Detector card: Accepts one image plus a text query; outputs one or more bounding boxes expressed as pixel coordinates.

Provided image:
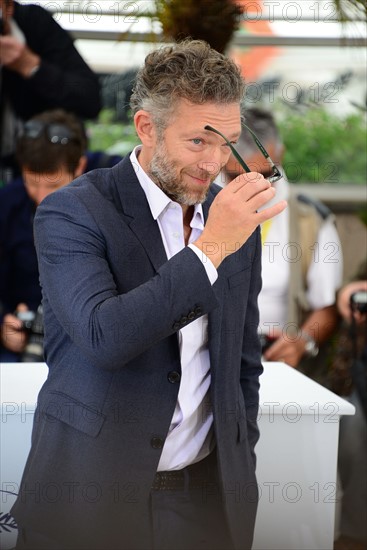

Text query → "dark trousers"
[150,485,234,550]
[150,452,234,550]
[16,453,234,550]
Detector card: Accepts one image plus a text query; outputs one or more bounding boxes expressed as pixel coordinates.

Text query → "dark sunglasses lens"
[47,124,72,145]
[23,120,44,139]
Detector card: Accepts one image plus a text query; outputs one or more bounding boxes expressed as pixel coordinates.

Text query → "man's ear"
[134,110,157,148]
[75,155,88,177]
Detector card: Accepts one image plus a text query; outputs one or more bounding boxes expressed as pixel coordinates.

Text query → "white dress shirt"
[130,147,218,471]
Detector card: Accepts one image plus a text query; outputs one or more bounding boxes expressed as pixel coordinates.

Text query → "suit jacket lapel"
[111,157,168,272]
[203,187,225,374]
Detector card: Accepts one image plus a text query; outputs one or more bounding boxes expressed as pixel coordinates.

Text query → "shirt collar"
[130,145,205,228]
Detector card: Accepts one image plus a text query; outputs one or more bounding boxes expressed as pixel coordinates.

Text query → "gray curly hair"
[130,40,245,131]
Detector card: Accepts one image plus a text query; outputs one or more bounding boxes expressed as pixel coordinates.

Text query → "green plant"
[153,0,242,53]
[332,0,367,23]
[86,109,138,155]
[278,107,367,184]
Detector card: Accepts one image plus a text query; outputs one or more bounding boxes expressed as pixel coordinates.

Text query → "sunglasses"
[20,120,77,145]
[205,123,282,184]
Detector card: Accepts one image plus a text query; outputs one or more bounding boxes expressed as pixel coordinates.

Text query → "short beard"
[148,141,213,206]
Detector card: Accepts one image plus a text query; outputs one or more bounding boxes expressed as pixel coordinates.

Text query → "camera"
[16,305,45,362]
[350,290,367,315]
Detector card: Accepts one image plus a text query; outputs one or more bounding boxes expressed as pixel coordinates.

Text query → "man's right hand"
[194,173,287,268]
[0,303,29,353]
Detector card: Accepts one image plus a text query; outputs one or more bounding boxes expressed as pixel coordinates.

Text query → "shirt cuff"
[188,244,218,285]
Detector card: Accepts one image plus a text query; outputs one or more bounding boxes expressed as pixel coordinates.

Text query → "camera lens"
[16,310,36,331]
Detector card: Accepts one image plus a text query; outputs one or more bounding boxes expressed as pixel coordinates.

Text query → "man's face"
[146,99,241,206]
[22,166,75,206]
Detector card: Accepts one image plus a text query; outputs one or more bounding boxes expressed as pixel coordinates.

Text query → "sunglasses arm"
[204,125,251,174]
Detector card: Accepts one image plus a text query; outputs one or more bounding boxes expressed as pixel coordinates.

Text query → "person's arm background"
[2,3,101,119]
[265,215,342,367]
[264,305,338,367]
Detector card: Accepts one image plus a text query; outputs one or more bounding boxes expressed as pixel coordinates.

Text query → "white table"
[0,362,355,549]
[254,362,355,550]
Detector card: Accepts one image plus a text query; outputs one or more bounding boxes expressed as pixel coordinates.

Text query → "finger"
[263,338,284,359]
[237,185,275,213]
[256,200,288,223]
[16,303,29,312]
[230,178,272,206]
[242,183,275,206]
[3,314,24,331]
[228,172,265,193]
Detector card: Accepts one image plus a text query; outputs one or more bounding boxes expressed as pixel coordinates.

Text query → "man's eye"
[192,138,203,145]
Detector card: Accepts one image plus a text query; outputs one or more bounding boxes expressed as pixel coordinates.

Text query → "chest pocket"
[42,390,106,438]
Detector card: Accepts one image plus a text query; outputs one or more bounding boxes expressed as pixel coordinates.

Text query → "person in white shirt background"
[222,107,343,375]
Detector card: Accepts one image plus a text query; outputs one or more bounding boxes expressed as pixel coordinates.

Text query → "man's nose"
[198,146,224,175]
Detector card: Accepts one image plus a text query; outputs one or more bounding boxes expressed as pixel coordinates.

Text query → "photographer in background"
[0,0,101,185]
[334,270,367,550]
[223,108,342,379]
[0,109,87,362]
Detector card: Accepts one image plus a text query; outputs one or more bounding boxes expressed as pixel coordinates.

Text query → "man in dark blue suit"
[12,40,286,550]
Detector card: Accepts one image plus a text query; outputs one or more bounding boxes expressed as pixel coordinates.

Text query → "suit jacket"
[11,156,263,550]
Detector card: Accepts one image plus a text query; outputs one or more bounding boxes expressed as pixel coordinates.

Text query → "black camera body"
[16,305,44,362]
[350,290,367,314]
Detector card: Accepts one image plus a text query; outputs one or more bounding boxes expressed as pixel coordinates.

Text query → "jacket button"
[151,437,164,449]
[172,322,180,331]
[187,311,195,321]
[167,371,181,384]
[180,316,188,326]
[194,306,203,316]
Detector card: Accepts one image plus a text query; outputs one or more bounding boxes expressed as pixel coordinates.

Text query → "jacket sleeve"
[15,5,101,119]
[34,189,219,371]
[240,228,263,461]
